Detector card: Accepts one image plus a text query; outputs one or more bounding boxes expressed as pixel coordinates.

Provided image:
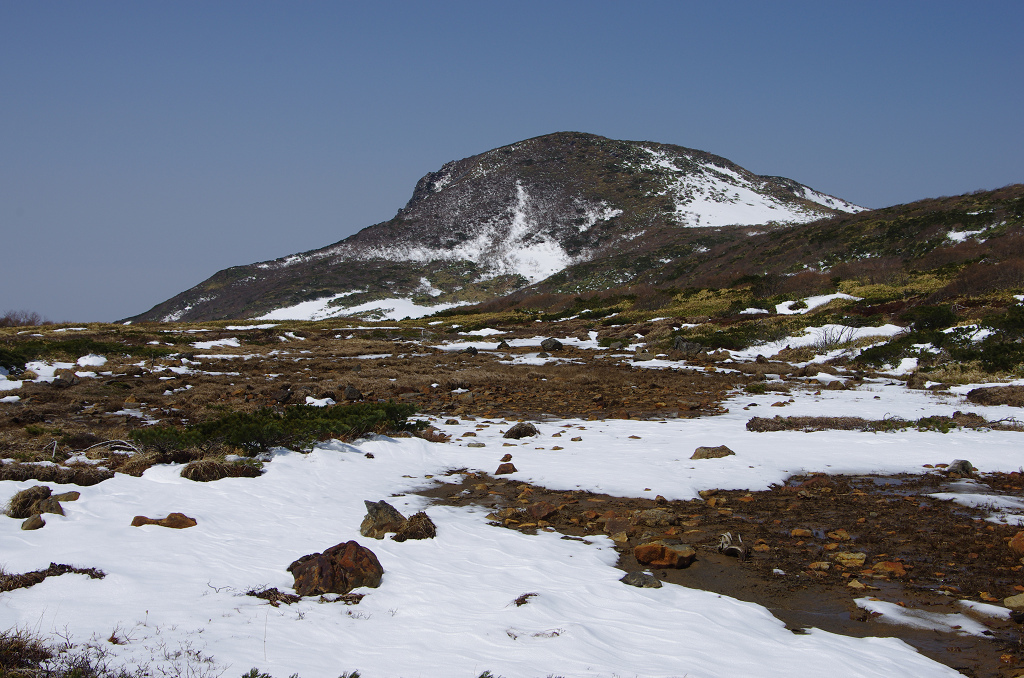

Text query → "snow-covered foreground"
[3,383,1021,677]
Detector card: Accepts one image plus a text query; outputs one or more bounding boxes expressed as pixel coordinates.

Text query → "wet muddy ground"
[420,468,1024,677]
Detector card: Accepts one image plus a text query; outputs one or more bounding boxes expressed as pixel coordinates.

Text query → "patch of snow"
[225,324,279,330]
[259,295,472,322]
[740,308,770,315]
[191,338,240,350]
[1,394,20,402]
[855,598,990,636]
[77,354,107,367]
[305,396,336,407]
[776,293,862,315]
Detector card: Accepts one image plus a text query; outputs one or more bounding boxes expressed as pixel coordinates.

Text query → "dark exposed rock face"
[540,338,563,352]
[288,541,383,596]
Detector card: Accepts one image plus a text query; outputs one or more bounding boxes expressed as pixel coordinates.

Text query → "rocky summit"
[129,132,862,322]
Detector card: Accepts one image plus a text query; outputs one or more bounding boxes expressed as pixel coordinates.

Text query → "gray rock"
[461,346,478,356]
[633,350,654,362]
[609,341,623,350]
[620,571,662,588]
[636,509,678,527]
[948,459,974,475]
[540,338,563,351]
[344,385,363,401]
[536,352,550,358]
[691,445,735,460]
[21,514,45,530]
[496,340,510,350]
[672,337,704,356]
[359,500,407,539]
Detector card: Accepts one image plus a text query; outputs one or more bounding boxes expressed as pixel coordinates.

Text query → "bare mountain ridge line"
[129,132,863,322]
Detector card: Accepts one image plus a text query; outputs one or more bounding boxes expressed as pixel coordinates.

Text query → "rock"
[393,512,436,542]
[504,422,539,439]
[540,338,563,352]
[495,462,518,475]
[52,491,81,502]
[131,512,197,529]
[609,341,623,350]
[526,501,558,521]
[33,496,65,517]
[359,500,407,539]
[808,561,830,571]
[847,579,867,590]
[636,509,677,527]
[461,346,478,356]
[827,528,851,541]
[496,340,510,350]
[1009,531,1024,557]
[691,445,735,460]
[343,385,363,401]
[832,551,867,568]
[536,352,549,358]
[500,453,513,462]
[948,459,974,475]
[288,540,383,596]
[791,528,813,538]
[620,571,662,588]
[21,514,45,530]
[634,540,696,569]
[672,337,704,356]
[872,561,907,577]
[51,369,79,388]
[6,485,62,519]
[633,350,654,362]
[467,442,486,448]
[1003,593,1024,610]
[445,418,459,425]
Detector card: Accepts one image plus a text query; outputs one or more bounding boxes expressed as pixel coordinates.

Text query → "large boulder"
[288,541,383,596]
[360,500,407,539]
[634,540,696,568]
[672,337,704,356]
[540,338,563,352]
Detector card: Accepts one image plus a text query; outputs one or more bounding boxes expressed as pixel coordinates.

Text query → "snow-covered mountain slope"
[130,132,864,322]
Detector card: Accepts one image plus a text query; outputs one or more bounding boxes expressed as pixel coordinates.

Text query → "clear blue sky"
[3,1,1022,321]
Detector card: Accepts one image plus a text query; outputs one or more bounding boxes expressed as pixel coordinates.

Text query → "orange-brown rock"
[791,528,813,538]
[288,540,383,596]
[526,501,558,521]
[495,463,518,475]
[1009,531,1024,557]
[500,453,513,462]
[131,512,197,529]
[633,540,696,568]
[873,561,907,577]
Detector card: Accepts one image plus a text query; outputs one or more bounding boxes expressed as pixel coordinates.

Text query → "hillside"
[128,132,863,322]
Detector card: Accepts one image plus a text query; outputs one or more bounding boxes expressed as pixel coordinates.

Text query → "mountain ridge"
[130,131,865,322]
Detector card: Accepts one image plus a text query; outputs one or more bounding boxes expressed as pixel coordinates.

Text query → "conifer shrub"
[132,402,423,456]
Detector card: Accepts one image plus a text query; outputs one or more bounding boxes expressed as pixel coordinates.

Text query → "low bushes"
[132,402,424,457]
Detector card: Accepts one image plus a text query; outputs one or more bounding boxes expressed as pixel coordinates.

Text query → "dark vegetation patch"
[180,458,264,482]
[131,402,424,457]
[245,586,301,607]
[967,385,1024,407]
[0,563,105,593]
[0,461,113,486]
[747,412,1024,433]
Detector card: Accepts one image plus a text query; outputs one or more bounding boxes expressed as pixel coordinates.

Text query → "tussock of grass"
[180,458,263,482]
[746,412,1023,433]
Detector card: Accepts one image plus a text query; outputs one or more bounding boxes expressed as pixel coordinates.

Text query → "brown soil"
[421,469,1024,678]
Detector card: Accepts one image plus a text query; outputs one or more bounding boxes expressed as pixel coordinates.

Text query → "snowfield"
[2,378,1018,677]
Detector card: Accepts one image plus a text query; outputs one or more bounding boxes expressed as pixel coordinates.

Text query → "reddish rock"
[500,453,513,462]
[495,463,518,475]
[131,512,197,529]
[1009,531,1024,557]
[633,540,696,569]
[288,541,383,596]
[526,501,558,521]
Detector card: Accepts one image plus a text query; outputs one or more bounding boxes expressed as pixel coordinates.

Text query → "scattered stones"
[633,540,696,568]
[691,445,735,460]
[620,571,662,588]
[495,462,518,475]
[540,338,563,352]
[21,514,45,530]
[288,540,383,596]
[393,512,437,542]
[504,422,539,439]
[131,512,197,529]
[360,500,407,539]
[831,551,867,568]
